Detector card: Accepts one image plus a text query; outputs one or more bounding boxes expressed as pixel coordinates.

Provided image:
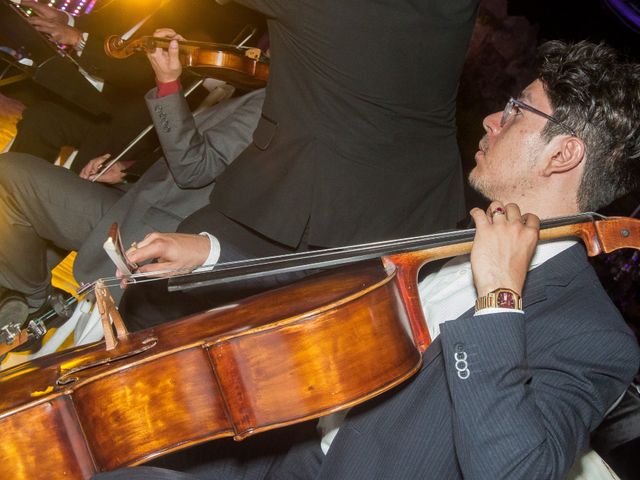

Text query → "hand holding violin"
[146,28,184,83]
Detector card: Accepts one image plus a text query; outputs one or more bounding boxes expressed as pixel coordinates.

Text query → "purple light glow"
[604,0,640,32]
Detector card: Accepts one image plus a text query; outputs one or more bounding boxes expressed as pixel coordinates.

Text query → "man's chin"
[468,171,492,201]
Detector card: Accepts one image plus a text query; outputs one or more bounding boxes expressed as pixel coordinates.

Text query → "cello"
[0,214,639,479]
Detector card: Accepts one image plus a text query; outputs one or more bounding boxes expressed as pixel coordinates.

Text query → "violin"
[104,35,269,89]
[1,214,638,479]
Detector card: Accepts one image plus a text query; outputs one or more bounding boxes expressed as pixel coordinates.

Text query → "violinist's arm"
[143,28,264,188]
[439,202,639,479]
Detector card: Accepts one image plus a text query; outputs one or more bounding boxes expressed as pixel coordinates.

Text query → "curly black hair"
[536,40,640,212]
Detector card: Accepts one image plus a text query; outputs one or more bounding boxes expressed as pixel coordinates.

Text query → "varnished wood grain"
[0,398,95,479]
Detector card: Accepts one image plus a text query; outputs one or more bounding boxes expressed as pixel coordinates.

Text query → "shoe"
[26,287,74,323]
[6,288,74,351]
[0,286,29,342]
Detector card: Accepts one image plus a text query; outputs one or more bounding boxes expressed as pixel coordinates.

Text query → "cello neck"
[168,213,640,292]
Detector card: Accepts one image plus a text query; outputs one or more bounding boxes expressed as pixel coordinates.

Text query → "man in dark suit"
[115,0,481,327]
[98,40,640,479]
[201,0,480,248]
[8,0,158,170]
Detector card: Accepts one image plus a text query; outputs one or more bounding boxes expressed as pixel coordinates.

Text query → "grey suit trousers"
[0,153,124,307]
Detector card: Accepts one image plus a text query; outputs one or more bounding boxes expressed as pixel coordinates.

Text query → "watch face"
[496,290,516,309]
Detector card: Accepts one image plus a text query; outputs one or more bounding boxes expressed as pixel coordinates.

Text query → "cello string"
[78,212,602,294]
[26,212,606,333]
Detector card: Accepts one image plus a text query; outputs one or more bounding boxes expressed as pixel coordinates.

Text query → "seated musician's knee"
[0,152,56,187]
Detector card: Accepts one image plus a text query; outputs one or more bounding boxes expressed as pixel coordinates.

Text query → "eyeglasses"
[501,97,577,137]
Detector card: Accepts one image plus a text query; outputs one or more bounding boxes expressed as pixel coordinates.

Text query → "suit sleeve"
[145,88,264,188]
[440,304,639,479]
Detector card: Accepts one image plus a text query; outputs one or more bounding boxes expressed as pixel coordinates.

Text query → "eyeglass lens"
[500,100,514,127]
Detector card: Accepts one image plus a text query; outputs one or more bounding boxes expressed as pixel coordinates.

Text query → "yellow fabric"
[51,251,80,297]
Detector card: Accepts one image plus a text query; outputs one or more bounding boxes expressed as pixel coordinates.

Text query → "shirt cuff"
[474,307,524,316]
[156,79,181,98]
[193,232,221,272]
[65,12,75,26]
[75,31,88,56]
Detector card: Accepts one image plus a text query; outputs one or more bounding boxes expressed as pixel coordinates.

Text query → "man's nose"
[482,111,503,135]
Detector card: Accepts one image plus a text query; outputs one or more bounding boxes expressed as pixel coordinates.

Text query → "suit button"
[454,349,470,379]
[154,105,162,112]
[454,359,468,371]
[455,343,464,353]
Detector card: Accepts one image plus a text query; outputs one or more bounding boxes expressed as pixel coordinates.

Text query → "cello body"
[0,262,422,478]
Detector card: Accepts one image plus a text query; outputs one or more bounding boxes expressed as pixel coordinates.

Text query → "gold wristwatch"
[475,287,522,312]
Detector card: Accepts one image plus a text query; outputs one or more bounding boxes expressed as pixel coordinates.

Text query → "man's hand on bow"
[117,233,210,281]
[80,154,127,184]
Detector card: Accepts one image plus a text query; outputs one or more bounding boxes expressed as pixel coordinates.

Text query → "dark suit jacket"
[209,0,480,248]
[314,245,639,479]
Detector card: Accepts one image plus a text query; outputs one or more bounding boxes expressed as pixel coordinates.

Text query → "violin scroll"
[104,35,133,59]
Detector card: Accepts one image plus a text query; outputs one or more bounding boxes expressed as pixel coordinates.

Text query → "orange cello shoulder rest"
[0,214,638,479]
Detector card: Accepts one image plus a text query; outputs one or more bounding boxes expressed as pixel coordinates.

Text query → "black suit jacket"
[210,0,480,248]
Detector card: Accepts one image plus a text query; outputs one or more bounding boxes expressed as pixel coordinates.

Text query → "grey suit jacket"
[73,88,265,291]
[314,245,639,479]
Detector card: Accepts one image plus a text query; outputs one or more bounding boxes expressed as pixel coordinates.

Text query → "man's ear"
[541,136,585,176]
